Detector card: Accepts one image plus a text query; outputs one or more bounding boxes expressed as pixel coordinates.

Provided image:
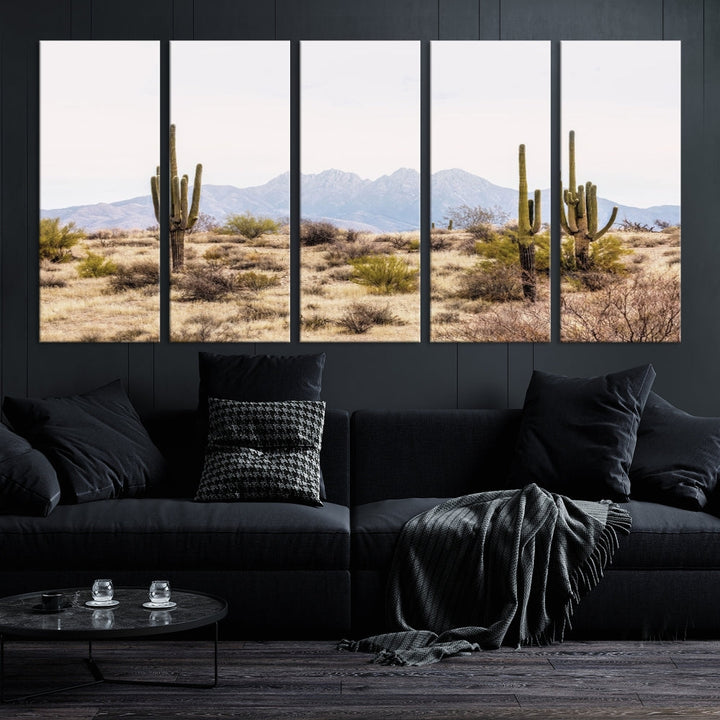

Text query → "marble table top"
[0,587,227,639]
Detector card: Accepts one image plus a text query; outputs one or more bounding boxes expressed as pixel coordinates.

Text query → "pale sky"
[41,41,159,209]
[172,41,289,188]
[562,41,681,208]
[301,41,420,179]
[432,41,551,192]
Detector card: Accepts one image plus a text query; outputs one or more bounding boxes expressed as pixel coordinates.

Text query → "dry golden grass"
[301,230,420,341]
[430,230,550,342]
[170,231,289,342]
[561,229,681,342]
[40,230,160,342]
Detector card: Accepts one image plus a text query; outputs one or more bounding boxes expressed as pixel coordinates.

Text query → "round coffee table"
[0,587,227,703]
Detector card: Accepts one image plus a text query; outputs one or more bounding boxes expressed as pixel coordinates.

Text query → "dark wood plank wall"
[0,0,712,415]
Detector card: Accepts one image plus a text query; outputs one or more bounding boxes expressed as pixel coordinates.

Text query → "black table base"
[0,622,219,703]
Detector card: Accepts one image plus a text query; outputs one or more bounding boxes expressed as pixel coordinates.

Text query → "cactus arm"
[181,175,189,226]
[560,196,571,235]
[575,184,586,219]
[592,206,619,241]
[171,176,181,225]
[531,189,541,234]
[518,144,530,234]
[568,130,576,197]
[188,163,203,228]
[151,171,160,223]
[169,124,178,181]
[585,182,596,235]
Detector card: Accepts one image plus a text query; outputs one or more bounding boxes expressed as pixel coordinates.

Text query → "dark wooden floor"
[2,639,720,719]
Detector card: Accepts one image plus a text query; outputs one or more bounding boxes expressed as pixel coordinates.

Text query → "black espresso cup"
[41,592,64,612]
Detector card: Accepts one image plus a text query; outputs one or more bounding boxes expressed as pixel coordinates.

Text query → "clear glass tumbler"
[91,579,114,603]
[148,580,171,604]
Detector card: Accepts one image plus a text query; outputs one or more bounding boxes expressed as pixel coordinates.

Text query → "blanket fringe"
[531,503,632,646]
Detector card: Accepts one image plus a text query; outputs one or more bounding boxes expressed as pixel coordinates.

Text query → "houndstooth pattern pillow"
[195,399,325,506]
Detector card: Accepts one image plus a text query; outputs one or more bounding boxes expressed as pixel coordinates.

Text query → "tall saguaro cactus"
[560,130,618,271]
[517,144,541,302]
[151,124,202,271]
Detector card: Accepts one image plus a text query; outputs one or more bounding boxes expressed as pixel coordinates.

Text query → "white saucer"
[85,599,119,608]
[142,601,176,609]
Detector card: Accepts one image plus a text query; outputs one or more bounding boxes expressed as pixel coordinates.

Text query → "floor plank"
[2,640,720,719]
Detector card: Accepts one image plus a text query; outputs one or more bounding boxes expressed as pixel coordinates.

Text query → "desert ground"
[39,223,679,344]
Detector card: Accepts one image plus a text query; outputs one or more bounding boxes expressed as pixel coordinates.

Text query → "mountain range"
[41,168,680,233]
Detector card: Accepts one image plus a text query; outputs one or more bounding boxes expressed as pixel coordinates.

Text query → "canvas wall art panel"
[170,41,290,342]
[560,41,681,342]
[40,41,160,342]
[430,41,551,342]
[300,41,421,342]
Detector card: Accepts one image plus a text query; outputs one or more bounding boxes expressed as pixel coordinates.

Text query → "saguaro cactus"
[517,144,541,302]
[560,130,618,271]
[151,124,202,271]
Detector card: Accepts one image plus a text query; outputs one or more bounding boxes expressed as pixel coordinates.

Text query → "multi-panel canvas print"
[300,41,421,341]
[40,41,160,342]
[430,41,551,342]
[560,41,681,342]
[39,40,680,345]
[170,41,290,342]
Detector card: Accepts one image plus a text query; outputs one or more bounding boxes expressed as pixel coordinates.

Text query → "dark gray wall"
[0,0,714,415]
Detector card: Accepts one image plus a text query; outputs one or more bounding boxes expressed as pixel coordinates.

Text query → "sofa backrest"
[351,409,522,505]
[143,407,351,506]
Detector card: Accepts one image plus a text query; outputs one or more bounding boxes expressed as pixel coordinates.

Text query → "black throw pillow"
[630,392,720,510]
[508,364,656,501]
[3,380,168,504]
[198,352,327,496]
[0,423,60,517]
[195,399,325,507]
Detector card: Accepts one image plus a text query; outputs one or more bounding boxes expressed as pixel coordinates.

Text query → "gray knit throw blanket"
[339,483,631,666]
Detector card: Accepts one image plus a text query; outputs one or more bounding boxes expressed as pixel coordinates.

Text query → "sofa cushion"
[630,392,720,510]
[3,381,167,504]
[0,424,60,517]
[508,365,656,501]
[613,500,720,570]
[352,497,449,571]
[353,497,720,576]
[196,399,324,507]
[0,497,349,572]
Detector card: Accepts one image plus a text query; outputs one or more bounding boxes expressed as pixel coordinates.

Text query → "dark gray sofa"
[1,406,719,641]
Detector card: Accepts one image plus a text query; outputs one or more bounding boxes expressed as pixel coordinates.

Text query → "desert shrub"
[189,213,220,235]
[436,300,551,342]
[445,204,509,240]
[177,265,235,302]
[337,303,402,334]
[588,234,632,273]
[39,273,67,288]
[471,232,549,274]
[236,271,279,291]
[459,262,523,303]
[237,302,284,323]
[324,240,379,266]
[110,262,159,292]
[302,315,331,331]
[561,234,630,277]
[350,256,418,294]
[221,212,279,239]
[562,273,680,342]
[301,221,338,246]
[40,218,85,262]
[240,253,286,272]
[345,229,360,243]
[77,251,118,278]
